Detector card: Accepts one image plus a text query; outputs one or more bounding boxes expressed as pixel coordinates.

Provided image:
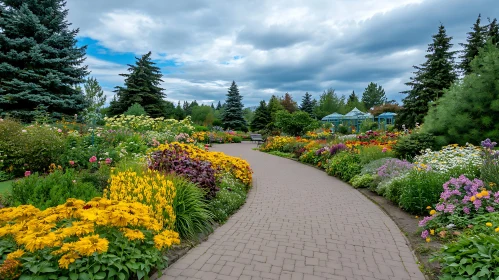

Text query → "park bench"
[250,133,265,146]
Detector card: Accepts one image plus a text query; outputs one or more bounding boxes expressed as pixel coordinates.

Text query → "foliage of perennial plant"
[0,198,179,279]
[414,143,482,173]
[107,169,176,229]
[104,115,194,134]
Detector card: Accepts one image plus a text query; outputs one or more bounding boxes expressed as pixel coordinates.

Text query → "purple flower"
[444,204,456,213]
[435,204,445,211]
[486,206,495,212]
[418,215,434,227]
[421,230,429,239]
[463,206,470,214]
[481,138,497,149]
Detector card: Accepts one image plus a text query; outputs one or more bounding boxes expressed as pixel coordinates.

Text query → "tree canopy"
[222,81,246,130]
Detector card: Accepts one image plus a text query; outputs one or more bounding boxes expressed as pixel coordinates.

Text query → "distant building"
[321,107,396,132]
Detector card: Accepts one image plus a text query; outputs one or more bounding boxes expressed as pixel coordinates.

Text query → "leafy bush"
[0,198,179,279]
[326,151,361,181]
[78,164,111,192]
[9,169,100,209]
[169,175,213,240]
[124,103,147,116]
[149,146,219,198]
[360,157,394,175]
[358,145,395,165]
[0,119,64,176]
[375,158,413,193]
[274,111,316,136]
[480,139,499,188]
[360,119,378,133]
[194,125,209,132]
[434,233,499,280]
[209,173,248,223]
[393,132,436,159]
[350,174,376,188]
[336,124,349,134]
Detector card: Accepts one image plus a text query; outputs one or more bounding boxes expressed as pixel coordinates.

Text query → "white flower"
[21,129,27,133]
[446,224,455,229]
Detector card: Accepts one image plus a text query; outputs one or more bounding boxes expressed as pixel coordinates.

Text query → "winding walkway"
[161,143,425,280]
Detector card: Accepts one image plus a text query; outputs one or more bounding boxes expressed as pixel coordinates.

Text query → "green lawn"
[0,179,14,194]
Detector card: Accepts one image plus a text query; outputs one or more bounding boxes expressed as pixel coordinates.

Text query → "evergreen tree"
[313,88,344,119]
[174,101,185,120]
[0,0,88,121]
[222,81,246,130]
[398,24,457,127]
[280,92,298,113]
[423,42,499,146]
[361,83,387,109]
[110,52,166,117]
[459,14,486,75]
[211,103,215,109]
[486,18,499,46]
[183,101,189,112]
[216,101,222,110]
[346,91,366,112]
[250,100,271,131]
[82,77,106,116]
[300,92,314,116]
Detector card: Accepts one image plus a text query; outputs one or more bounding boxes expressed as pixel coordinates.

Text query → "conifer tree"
[222,81,246,130]
[0,0,88,121]
[361,83,387,109]
[300,92,314,116]
[216,101,222,110]
[398,24,457,127]
[110,52,166,117]
[459,14,486,75]
[174,101,185,120]
[250,100,271,131]
[486,18,499,46]
[346,91,366,112]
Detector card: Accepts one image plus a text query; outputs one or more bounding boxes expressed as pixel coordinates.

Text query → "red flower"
[24,171,31,177]
[89,156,97,163]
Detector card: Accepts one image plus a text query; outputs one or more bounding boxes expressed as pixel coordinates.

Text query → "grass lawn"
[0,179,14,194]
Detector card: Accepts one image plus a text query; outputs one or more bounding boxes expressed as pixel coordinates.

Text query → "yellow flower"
[6,249,24,260]
[486,222,493,227]
[426,206,432,210]
[58,252,80,269]
[122,228,145,241]
[476,193,483,199]
[415,216,419,219]
[425,237,431,243]
[470,196,476,202]
[72,235,109,256]
[480,190,489,197]
[430,229,435,236]
[153,230,180,250]
[429,210,436,215]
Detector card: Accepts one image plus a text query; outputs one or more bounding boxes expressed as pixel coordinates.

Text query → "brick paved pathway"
[161,143,425,280]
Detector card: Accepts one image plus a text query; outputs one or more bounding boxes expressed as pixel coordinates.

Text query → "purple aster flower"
[486,206,495,212]
[463,206,470,214]
[421,230,429,239]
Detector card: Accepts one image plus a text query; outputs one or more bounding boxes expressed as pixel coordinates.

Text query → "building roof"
[378,112,397,118]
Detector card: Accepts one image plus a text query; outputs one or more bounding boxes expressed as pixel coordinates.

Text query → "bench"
[250,133,265,146]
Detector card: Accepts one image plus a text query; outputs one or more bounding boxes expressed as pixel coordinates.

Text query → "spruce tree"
[251,100,271,131]
[398,24,457,127]
[459,14,486,75]
[300,92,314,116]
[486,18,499,46]
[174,101,185,120]
[216,101,222,110]
[110,52,166,117]
[222,81,246,130]
[361,83,387,109]
[423,42,499,146]
[280,93,298,113]
[0,0,88,121]
[346,91,366,112]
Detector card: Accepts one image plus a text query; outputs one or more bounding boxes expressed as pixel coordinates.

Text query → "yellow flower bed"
[0,198,180,269]
[153,142,253,185]
[259,136,296,151]
[106,169,176,229]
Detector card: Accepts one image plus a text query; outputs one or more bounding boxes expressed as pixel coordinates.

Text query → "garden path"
[160,143,425,280]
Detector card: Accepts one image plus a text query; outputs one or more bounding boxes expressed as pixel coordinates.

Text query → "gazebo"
[321,108,374,132]
[377,112,397,130]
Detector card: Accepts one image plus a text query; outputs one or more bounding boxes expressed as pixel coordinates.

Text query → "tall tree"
[361,83,387,109]
[486,18,499,46]
[346,91,366,112]
[280,93,298,113]
[0,0,88,121]
[210,103,215,110]
[300,92,314,116]
[222,81,246,130]
[423,42,499,146]
[110,52,166,117]
[313,88,344,119]
[82,77,106,119]
[398,24,457,127]
[459,14,486,75]
[216,101,222,110]
[173,101,185,120]
[251,100,271,131]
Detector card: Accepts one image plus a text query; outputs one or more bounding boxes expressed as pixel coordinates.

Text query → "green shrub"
[350,173,376,188]
[393,132,436,159]
[360,120,378,133]
[9,169,100,209]
[194,125,209,132]
[0,119,64,176]
[434,233,499,280]
[268,151,294,158]
[358,146,395,165]
[382,175,407,204]
[124,103,147,116]
[209,173,248,223]
[170,175,213,240]
[336,124,349,134]
[360,157,395,175]
[78,164,111,192]
[326,151,361,181]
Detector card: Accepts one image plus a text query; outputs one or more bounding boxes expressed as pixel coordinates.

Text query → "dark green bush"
[209,173,248,223]
[336,124,349,134]
[124,103,147,116]
[170,175,213,240]
[194,125,209,132]
[326,151,361,181]
[393,132,437,159]
[10,169,100,209]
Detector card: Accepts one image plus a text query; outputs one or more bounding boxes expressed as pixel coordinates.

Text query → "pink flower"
[24,171,31,177]
[69,160,75,166]
[105,158,112,164]
[382,147,388,153]
[57,129,62,133]
[89,156,97,163]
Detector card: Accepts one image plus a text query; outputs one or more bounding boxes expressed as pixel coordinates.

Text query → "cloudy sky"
[67,0,499,107]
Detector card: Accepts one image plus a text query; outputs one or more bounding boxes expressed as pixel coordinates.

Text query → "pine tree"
[300,92,314,116]
[398,24,457,127]
[361,83,387,109]
[459,14,486,75]
[174,101,185,120]
[346,91,366,112]
[250,100,271,131]
[211,103,215,109]
[83,77,106,112]
[110,52,166,117]
[222,81,246,130]
[0,0,88,122]
[423,42,499,145]
[216,101,222,110]
[486,18,499,46]
[280,92,298,113]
